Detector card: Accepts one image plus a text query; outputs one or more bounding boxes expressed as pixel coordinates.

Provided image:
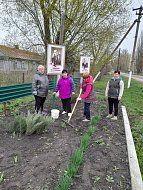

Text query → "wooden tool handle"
[68,72,100,123]
[68,88,82,123]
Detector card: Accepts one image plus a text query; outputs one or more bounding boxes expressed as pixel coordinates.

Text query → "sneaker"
[111,116,117,121]
[41,111,47,116]
[62,111,67,115]
[68,113,72,117]
[106,114,112,118]
[82,119,90,122]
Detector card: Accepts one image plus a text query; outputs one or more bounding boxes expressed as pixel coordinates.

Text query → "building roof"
[0,45,43,61]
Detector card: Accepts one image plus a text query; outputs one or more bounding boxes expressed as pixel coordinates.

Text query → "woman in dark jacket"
[32,65,49,114]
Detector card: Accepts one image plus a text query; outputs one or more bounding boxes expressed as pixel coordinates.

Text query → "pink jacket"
[81,75,94,103]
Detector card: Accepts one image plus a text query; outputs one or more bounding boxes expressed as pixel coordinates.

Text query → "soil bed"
[0,96,131,190]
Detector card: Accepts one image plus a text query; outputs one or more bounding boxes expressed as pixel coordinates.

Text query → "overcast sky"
[0,0,142,53]
[120,0,143,52]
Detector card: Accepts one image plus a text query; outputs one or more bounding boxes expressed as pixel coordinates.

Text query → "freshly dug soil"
[0,96,131,190]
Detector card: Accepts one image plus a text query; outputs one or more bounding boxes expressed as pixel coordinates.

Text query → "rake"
[62,71,101,127]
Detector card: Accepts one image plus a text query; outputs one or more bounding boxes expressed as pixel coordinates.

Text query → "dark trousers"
[108,97,119,116]
[34,95,46,113]
[61,98,71,113]
[84,102,91,120]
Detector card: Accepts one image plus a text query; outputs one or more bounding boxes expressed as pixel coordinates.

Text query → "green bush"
[8,114,27,134]
[8,111,54,135]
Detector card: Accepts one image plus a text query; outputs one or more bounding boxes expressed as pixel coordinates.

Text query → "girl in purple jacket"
[54,69,75,117]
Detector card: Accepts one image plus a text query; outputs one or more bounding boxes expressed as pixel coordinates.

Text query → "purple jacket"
[55,76,75,99]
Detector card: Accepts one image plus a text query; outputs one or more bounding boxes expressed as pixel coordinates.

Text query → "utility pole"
[117,48,121,71]
[111,20,137,56]
[99,19,137,77]
[128,6,143,88]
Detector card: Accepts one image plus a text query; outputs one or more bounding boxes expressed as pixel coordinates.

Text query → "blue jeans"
[84,102,91,120]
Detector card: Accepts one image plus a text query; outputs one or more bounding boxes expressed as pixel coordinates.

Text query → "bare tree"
[0,0,130,70]
[120,49,131,72]
[112,49,131,72]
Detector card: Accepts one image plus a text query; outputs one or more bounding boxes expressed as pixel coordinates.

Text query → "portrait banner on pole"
[80,56,90,73]
[47,44,65,74]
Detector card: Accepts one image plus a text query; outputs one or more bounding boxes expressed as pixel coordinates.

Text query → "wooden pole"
[128,6,143,88]
[22,73,25,83]
[3,102,6,116]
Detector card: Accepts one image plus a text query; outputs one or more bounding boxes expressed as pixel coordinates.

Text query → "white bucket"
[51,109,60,119]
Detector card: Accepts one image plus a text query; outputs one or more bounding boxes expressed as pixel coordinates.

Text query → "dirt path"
[121,72,143,83]
[0,97,131,190]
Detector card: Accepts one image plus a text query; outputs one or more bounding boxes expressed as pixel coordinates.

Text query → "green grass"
[0,96,34,114]
[94,75,143,178]
[122,79,143,115]
[121,78,143,178]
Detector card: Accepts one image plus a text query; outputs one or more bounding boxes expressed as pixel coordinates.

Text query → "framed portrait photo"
[47,44,65,74]
[80,56,90,73]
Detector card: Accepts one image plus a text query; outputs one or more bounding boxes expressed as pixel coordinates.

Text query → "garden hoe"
[62,71,101,127]
[62,88,82,128]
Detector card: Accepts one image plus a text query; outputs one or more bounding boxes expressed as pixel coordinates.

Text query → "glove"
[33,91,37,95]
[118,96,121,100]
[77,97,81,101]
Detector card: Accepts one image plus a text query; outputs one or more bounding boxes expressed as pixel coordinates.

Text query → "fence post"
[22,73,25,83]
[3,102,6,116]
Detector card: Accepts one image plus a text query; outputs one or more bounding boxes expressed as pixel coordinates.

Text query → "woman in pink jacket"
[78,72,94,121]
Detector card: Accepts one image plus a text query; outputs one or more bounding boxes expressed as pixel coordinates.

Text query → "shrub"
[26,112,54,135]
[8,114,27,134]
[8,111,54,135]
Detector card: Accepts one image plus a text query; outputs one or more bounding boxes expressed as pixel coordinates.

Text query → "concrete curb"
[122,105,143,190]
